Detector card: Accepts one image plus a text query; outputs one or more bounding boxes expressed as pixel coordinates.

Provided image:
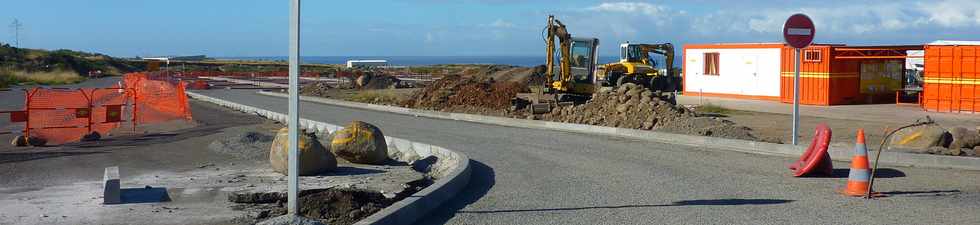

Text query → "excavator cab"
[561,37,600,93]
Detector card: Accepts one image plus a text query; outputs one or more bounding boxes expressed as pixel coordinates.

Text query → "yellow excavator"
[512,15,600,114]
[596,42,676,92]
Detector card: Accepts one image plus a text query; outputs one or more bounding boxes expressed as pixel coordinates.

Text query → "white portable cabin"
[683,43,784,101]
[346,59,388,68]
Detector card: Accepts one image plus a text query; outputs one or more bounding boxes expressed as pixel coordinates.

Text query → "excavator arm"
[637,43,674,78]
[545,15,573,91]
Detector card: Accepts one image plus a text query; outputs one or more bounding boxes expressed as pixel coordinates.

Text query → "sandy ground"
[0,98,424,225]
[678,95,980,152]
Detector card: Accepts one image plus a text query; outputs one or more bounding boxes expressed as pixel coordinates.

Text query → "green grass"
[695,102,734,115]
[345,91,401,104]
[0,69,86,87]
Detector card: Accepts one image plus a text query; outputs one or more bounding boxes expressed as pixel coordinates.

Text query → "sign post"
[287,0,301,215]
[783,13,814,145]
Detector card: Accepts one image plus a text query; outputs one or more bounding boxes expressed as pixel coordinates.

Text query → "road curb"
[199,76,290,88]
[257,90,980,171]
[186,91,472,225]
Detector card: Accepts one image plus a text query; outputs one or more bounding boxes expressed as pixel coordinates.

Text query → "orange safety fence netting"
[5,72,193,145]
[124,73,193,124]
[25,86,129,145]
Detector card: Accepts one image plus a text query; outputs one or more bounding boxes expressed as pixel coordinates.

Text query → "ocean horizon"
[217,55,624,67]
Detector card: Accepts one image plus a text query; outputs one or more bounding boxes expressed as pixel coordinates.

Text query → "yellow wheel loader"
[512,15,600,114]
[596,42,677,92]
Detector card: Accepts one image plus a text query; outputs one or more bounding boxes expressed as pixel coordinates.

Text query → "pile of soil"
[461,64,547,84]
[538,84,758,141]
[401,75,525,116]
[208,131,275,160]
[235,188,390,225]
[300,81,333,97]
[233,179,433,225]
[357,73,404,89]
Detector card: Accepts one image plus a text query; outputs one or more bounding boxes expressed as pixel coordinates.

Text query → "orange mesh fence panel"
[89,87,129,135]
[26,88,89,145]
[125,73,192,124]
[23,87,132,145]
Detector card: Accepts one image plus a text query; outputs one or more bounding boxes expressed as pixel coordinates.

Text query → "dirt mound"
[402,75,525,114]
[459,64,547,84]
[301,81,333,97]
[539,84,757,141]
[238,188,390,225]
[208,131,275,160]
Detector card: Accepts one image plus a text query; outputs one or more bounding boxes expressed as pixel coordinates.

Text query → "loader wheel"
[616,75,630,87]
[605,72,622,86]
[650,76,669,92]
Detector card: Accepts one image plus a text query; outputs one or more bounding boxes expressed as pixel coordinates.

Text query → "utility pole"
[287,0,301,215]
[9,19,22,47]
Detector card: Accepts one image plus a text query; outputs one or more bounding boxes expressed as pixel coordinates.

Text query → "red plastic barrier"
[789,124,833,177]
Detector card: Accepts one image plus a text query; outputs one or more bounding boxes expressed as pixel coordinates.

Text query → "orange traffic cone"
[841,129,872,197]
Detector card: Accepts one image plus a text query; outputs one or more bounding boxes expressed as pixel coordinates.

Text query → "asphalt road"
[192,89,980,225]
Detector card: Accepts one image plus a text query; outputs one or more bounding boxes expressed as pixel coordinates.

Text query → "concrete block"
[103,166,121,204]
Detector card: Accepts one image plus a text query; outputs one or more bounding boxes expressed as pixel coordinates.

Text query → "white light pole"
[792,48,800,145]
[287,0,301,215]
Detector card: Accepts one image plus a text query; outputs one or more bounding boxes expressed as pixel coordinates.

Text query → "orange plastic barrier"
[5,73,193,145]
[788,124,833,177]
[23,86,129,145]
[124,73,192,124]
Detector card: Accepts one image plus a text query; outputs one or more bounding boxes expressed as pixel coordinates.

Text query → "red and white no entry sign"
[783,14,814,49]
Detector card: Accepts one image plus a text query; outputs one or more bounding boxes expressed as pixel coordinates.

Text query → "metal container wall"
[779,45,861,105]
[923,45,980,113]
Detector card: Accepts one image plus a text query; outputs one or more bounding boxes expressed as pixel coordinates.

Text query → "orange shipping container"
[779,45,861,105]
[922,42,980,113]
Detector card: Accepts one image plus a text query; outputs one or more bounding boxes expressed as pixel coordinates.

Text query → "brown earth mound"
[460,64,547,84]
[539,83,757,141]
[402,75,525,115]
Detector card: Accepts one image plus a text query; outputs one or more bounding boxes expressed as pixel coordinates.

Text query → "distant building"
[346,59,387,68]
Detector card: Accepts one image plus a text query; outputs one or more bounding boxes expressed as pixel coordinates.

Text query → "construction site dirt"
[293,64,980,157]
[0,94,430,225]
[300,65,758,141]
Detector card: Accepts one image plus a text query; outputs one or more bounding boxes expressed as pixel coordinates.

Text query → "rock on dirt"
[270,127,337,175]
[330,121,389,165]
[209,131,275,160]
[889,124,951,150]
[948,127,980,150]
[11,135,27,147]
[357,73,404,89]
[301,81,334,98]
[539,84,757,141]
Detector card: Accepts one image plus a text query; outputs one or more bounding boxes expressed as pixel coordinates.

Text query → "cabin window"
[804,49,822,62]
[704,52,720,75]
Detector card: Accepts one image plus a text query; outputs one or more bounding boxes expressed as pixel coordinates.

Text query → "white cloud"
[488,19,514,28]
[919,0,980,27]
[587,2,665,16]
[685,0,980,37]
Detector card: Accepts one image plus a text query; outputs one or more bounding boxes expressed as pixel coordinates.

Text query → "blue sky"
[4,0,980,57]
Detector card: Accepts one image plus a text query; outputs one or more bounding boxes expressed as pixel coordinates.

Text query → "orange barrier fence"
[124,73,193,124]
[2,72,192,145]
